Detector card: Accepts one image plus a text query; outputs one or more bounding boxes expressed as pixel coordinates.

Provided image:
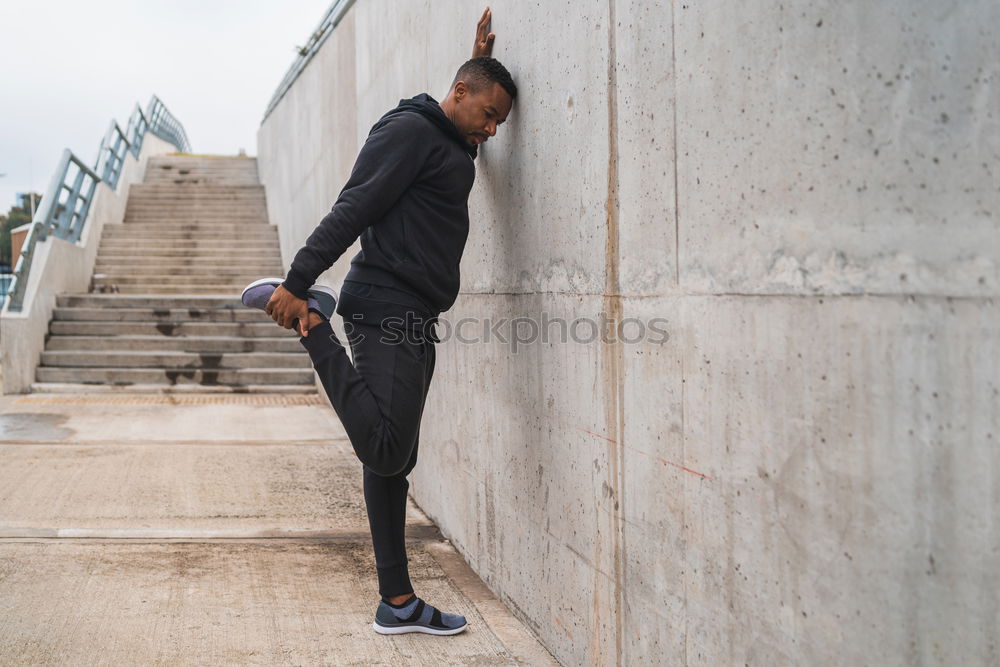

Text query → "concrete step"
[106,223,275,231]
[56,295,245,308]
[141,179,263,187]
[93,266,279,275]
[127,191,266,199]
[98,241,278,250]
[143,171,259,182]
[123,206,269,215]
[124,206,267,212]
[96,246,280,255]
[93,262,280,272]
[97,251,278,259]
[52,307,273,323]
[125,196,266,203]
[122,215,269,223]
[101,287,266,295]
[94,257,281,267]
[96,246,280,254]
[123,208,267,214]
[95,259,277,269]
[92,270,280,279]
[40,350,311,369]
[143,167,259,174]
[129,184,265,195]
[145,159,258,175]
[128,193,267,201]
[96,251,278,259]
[146,161,256,169]
[89,277,276,287]
[128,193,267,205]
[93,264,280,274]
[128,187,265,195]
[91,276,281,285]
[126,194,265,200]
[102,229,277,239]
[49,321,293,337]
[89,288,265,297]
[99,238,277,246]
[101,237,275,245]
[147,156,257,164]
[29,381,315,394]
[93,269,281,279]
[93,262,280,271]
[123,206,266,213]
[121,214,269,223]
[35,367,313,386]
[45,335,301,353]
[97,249,280,256]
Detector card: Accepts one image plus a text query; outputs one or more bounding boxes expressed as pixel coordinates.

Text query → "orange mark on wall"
[575,426,713,481]
[554,616,574,640]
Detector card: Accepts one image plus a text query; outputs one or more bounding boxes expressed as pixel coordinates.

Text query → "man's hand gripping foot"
[240,278,336,337]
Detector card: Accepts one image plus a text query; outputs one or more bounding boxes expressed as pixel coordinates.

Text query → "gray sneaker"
[372,597,468,636]
[240,278,337,320]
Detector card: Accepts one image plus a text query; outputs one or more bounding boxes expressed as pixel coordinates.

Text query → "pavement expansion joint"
[16,394,323,406]
[0,525,443,542]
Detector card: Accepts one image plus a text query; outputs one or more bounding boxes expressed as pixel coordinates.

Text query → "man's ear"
[453,80,468,101]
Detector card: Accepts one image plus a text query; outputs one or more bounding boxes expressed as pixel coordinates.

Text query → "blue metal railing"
[3,96,189,312]
[126,103,150,155]
[146,96,191,155]
[97,120,131,188]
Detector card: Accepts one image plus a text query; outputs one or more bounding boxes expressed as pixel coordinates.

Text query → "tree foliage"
[0,193,41,271]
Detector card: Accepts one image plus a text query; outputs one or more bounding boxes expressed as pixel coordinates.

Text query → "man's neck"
[438,97,458,128]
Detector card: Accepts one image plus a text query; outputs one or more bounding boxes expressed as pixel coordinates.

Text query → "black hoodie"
[281,93,477,315]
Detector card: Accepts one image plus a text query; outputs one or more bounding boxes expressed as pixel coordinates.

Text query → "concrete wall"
[0,134,176,394]
[257,1,999,664]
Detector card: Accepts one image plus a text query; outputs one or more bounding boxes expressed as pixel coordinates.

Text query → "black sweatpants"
[298,283,437,598]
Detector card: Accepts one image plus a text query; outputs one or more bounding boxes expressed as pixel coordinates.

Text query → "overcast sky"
[0,0,333,212]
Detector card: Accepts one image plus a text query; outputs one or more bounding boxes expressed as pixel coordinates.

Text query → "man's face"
[452,81,513,148]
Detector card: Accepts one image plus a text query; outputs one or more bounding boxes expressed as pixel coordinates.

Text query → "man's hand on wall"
[472,7,495,58]
[265,284,312,337]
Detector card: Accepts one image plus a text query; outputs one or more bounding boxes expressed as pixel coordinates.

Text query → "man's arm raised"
[472,7,495,58]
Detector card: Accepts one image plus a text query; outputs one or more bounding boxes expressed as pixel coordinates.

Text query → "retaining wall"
[257,2,999,664]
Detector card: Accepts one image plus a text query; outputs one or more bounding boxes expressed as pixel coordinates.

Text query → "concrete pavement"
[0,393,557,665]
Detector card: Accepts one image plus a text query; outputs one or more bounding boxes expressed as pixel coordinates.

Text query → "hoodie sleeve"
[282,113,433,299]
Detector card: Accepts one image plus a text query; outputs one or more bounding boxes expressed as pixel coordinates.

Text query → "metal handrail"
[96,120,131,188]
[146,95,191,153]
[3,97,189,312]
[261,0,357,122]
[126,103,149,156]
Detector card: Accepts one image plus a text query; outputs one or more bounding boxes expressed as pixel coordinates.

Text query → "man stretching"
[241,9,515,635]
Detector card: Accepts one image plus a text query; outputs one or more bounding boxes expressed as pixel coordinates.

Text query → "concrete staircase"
[32,155,314,393]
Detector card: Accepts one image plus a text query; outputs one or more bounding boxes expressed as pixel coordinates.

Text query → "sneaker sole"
[371,621,468,636]
[240,277,283,304]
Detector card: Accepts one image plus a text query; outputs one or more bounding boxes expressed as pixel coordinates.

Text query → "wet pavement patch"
[0,413,74,442]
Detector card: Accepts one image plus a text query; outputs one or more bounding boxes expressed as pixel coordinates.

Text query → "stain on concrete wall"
[258,1,999,664]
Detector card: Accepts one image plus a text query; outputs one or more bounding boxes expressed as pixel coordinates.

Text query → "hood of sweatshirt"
[380,93,478,159]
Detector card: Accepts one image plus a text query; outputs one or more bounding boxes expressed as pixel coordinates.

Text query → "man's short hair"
[452,57,517,100]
